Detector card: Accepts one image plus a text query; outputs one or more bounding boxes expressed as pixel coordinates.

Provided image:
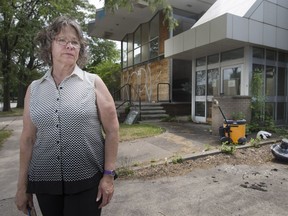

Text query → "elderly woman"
[15,16,119,216]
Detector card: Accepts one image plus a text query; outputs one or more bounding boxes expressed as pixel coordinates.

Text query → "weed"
[249,137,261,148]
[204,144,212,151]
[220,141,236,154]
[0,130,12,149]
[171,155,183,164]
[117,167,134,178]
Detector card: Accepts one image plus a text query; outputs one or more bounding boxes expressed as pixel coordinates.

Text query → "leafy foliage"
[249,69,276,132]
[103,0,177,29]
[0,0,175,111]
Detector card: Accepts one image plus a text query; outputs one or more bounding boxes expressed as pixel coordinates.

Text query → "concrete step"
[115,102,169,122]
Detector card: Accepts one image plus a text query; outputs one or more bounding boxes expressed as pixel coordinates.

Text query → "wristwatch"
[104,170,118,179]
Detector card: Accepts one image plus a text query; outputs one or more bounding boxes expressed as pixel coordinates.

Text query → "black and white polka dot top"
[27,65,105,194]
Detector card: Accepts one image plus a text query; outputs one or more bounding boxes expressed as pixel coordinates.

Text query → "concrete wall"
[165,0,288,59]
[211,96,251,135]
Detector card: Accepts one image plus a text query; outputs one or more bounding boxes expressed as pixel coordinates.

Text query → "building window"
[196,57,206,67]
[134,27,141,64]
[150,38,159,59]
[277,102,286,121]
[265,102,274,119]
[207,68,220,95]
[222,66,241,96]
[265,66,276,96]
[127,34,133,67]
[122,36,128,68]
[208,54,219,65]
[173,14,196,36]
[278,67,286,96]
[149,14,159,59]
[121,13,160,68]
[278,52,288,62]
[221,48,244,62]
[253,47,264,59]
[196,70,206,96]
[266,49,276,61]
[141,22,149,62]
[195,102,205,117]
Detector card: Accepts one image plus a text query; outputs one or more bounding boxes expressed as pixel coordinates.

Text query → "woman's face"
[51,25,80,67]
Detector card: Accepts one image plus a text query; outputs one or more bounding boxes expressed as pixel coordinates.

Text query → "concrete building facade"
[88,0,288,127]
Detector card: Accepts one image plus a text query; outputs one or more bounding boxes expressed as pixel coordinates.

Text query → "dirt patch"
[119,144,282,180]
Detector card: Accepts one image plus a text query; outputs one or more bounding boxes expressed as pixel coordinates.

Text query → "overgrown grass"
[0,108,23,148]
[119,123,165,142]
[0,108,23,117]
[0,130,13,149]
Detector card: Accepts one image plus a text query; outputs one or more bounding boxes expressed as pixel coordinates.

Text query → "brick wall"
[121,58,170,102]
[211,96,251,135]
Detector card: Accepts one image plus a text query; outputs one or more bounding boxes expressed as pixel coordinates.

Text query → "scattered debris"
[256,131,272,140]
[240,182,268,192]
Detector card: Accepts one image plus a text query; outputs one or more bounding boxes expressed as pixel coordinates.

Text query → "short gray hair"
[35,16,88,68]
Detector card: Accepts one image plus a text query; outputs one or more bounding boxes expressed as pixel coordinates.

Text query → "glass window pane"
[278,67,286,96]
[150,14,159,40]
[221,48,244,62]
[134,47,141,64]
[266,49,276,61]
[195,102,205,117]
[265,66,276,96]
[252,64,264,96]
[150,38,158,59]
[142,44,149,62]
[122,36,128,68]
[278,52,288,62]
[253,47,264,59]
[173,14,196,36]
[196,70,206,96]
[207,68,220,95]
[127,34,133,51]
[277,102,285,121]
[134,27,141,48]
[253,64,264,73]
[265,102,274,120]
[196,57,206,67]
[127,51,133,67]
[142,23,149,44]
[208,54,219,64]
[223,67,241,96]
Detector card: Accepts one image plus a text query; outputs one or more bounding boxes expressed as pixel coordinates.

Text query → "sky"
[88,0,121,49]
[88,0,104,9]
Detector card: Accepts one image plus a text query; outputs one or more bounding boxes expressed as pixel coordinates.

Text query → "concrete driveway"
[1,117,287,216]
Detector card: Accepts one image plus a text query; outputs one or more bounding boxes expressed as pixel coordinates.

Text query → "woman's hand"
[15,190,33,215]
[96,175,115,208]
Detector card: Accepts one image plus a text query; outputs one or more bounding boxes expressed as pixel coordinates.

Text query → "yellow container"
[223,120,246,144]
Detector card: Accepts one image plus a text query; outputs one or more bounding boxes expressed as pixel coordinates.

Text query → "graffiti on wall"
[123,64,162,102]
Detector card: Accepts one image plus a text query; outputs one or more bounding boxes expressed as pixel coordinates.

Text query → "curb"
[127,138,281,171]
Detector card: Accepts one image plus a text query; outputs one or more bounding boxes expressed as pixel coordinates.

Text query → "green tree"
[103,0,177,29]
[86,37,121,93]
[91,61,121,93]
[0,0,96,110]
[87,38,120,67]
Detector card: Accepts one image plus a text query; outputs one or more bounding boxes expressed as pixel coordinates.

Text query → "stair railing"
[113,84,131,109]
[113,84,142,121]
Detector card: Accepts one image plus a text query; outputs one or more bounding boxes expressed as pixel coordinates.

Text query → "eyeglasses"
[54,37,81,49]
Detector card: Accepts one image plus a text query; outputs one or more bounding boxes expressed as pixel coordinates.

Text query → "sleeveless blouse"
[27,65,105,194]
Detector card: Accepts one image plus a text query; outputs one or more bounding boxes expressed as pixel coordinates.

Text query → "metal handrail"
[113,83,131,106]
[113,84,142,121]
[157,82,171,102]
